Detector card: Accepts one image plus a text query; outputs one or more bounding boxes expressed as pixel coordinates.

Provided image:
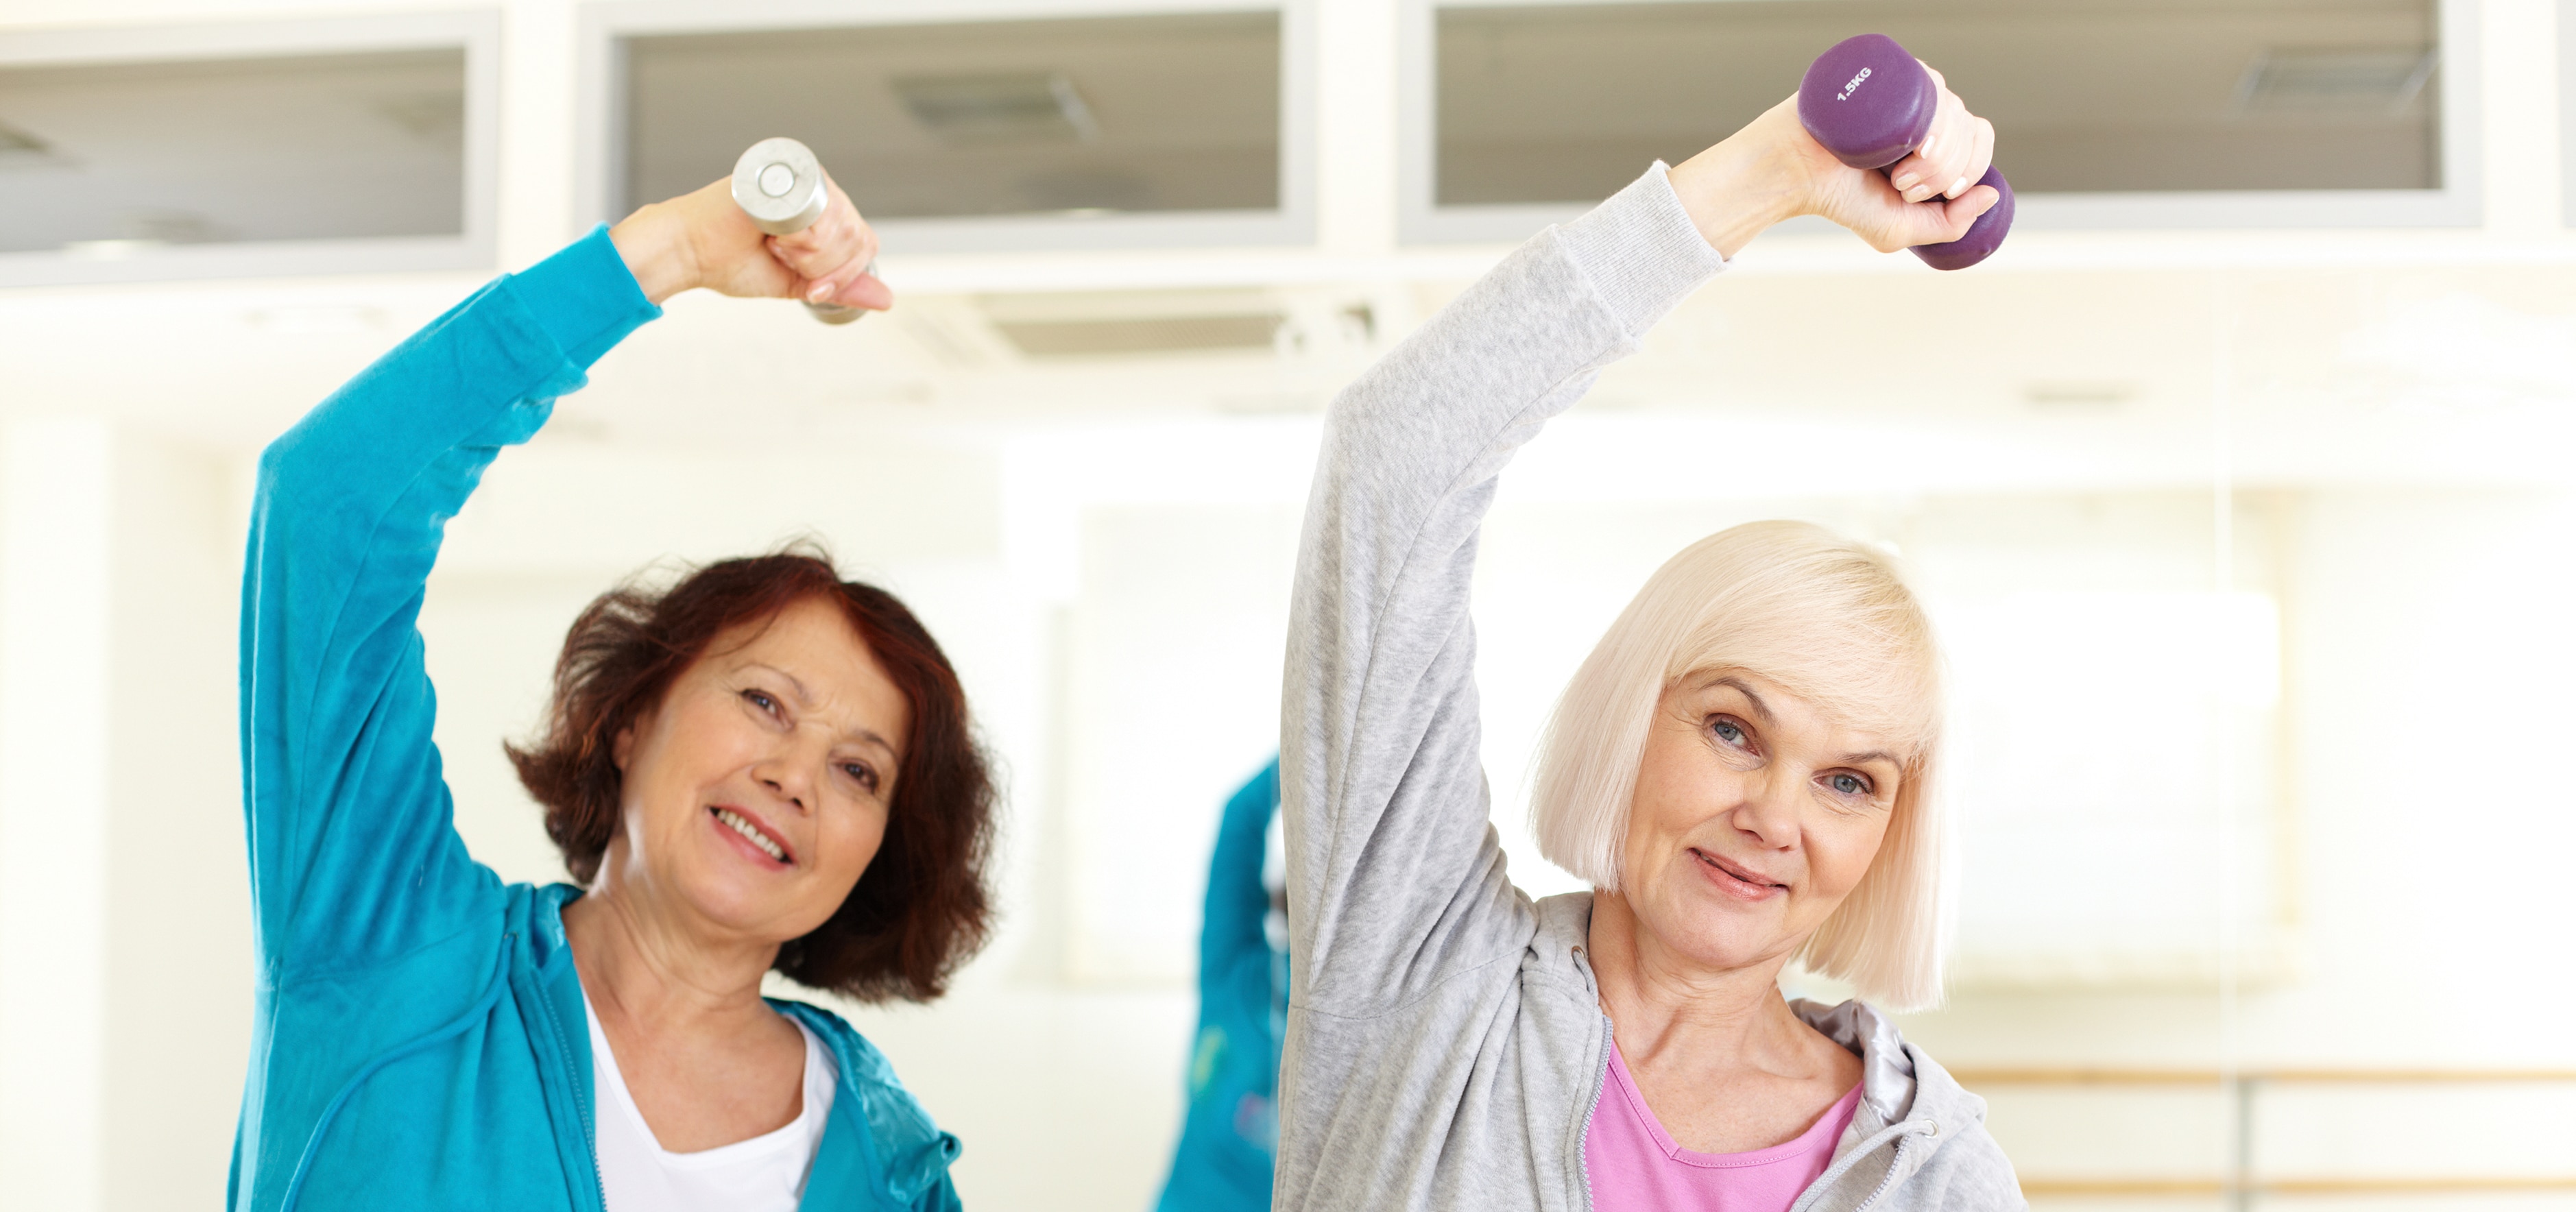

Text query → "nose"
[752,739,819,814]
[1729,768,1801,851]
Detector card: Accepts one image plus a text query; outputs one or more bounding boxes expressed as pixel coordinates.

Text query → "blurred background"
[0,0,2572,1209]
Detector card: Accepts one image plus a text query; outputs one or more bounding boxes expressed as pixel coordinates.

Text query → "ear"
[612,721,637,773]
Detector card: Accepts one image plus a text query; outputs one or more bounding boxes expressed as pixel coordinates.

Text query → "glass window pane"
[0,48,466,253]
[621,13,1281,221]
[1436,0,2439,206]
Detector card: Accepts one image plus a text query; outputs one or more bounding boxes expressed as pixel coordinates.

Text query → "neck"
[564,871,782,1039]
[1586,888,1809,1073]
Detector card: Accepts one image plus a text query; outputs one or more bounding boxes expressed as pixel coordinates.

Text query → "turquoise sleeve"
[1200,760,1281,1032]
[239,226,660,975]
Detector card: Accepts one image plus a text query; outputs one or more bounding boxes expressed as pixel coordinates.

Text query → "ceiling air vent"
[2235,47,2435,117]
[893,72,1098,146]
[992,315,1282,359]
[979,290,1284,359]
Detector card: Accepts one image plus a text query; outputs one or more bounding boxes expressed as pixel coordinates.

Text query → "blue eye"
[1830,773,1870,797]
[1711,718,1746,746]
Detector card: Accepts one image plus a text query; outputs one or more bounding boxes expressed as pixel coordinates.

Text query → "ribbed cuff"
[1554,162,1729,337]
[505,223,662,372]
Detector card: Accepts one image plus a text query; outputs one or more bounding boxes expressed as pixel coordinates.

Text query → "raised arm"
[1199,759,1284,1030]
[241,175,886,975]
[1277,93,1996,1015]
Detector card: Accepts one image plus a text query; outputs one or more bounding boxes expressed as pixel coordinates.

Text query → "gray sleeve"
[1279,164,1727,1015]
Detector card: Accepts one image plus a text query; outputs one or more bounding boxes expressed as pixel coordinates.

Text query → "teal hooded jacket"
[230,228,964,1212]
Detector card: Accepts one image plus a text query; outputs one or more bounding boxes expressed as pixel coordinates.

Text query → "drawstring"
[276,935,514,1212]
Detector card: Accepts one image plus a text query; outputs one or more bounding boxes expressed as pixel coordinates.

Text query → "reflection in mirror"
[0,49,467,254]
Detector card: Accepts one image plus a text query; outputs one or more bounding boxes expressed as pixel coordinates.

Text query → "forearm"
[608,201,699,306]
[250,230,654,594]
[1200,764,1278,973]
[1665,128,1805,258]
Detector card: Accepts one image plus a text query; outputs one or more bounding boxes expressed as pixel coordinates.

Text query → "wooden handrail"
[1950,1066,2576,1087]
[1953,1068,2576,1201]
[2019,1178,2223,1197]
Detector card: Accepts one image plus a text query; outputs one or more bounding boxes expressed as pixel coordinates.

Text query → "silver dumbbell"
[730,136,871,326]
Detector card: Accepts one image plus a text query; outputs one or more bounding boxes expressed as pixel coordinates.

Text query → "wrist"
[1666,131,1805,258]
[607,202,697,305]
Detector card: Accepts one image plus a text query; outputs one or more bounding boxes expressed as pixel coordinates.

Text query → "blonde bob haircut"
[1530,520,1948,1010]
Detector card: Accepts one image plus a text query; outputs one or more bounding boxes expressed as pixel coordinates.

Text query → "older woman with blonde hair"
[1275,71,2022,1212]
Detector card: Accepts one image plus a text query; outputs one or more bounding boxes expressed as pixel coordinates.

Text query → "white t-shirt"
[585,993,837,1212]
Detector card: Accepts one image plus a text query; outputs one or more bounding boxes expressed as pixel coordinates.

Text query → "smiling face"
[603,595,909,947]
[1620,670,1904,974]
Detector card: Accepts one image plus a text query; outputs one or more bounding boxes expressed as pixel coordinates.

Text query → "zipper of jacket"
[276,935,515,1212]
[1851,1125,1931,1212]
[535,969,608,1212]
[1576,1010,1612,1211]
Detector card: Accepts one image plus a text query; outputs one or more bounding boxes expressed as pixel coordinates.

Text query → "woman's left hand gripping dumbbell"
[607,172,891,312]
[1665,58,1999,260]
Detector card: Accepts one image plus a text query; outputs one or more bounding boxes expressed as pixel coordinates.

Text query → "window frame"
[575,0,1318,253]
[2562,0,2576,228]
[1402,0,2485,245]
[0,11,501,287]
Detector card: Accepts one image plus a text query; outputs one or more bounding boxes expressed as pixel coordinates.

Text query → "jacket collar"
[519,885,959,1212]
[1533,892,1987,1209]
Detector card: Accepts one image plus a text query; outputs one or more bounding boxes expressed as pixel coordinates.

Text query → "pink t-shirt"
[1584,1043,1862,1212]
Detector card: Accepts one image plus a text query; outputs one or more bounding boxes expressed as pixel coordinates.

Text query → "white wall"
[0,423,250,1212]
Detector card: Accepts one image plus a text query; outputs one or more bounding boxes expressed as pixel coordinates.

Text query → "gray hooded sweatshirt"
[1277,164,2026,1212]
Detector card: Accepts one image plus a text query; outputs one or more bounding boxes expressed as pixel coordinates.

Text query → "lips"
[710,805,794,866]
[1690,848,1787,900]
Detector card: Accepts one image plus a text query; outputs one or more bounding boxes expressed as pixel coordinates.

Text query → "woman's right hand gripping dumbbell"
[1665,61,1999,260]
[607,171,892,312]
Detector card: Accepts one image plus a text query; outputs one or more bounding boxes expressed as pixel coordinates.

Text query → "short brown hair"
[507,547,996,1002]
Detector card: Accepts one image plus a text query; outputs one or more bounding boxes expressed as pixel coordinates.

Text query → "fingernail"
[1921,134,1937,156]
[1891,171,1920,191]
[1947,176,1969,198]
[806,282,832,302]
[1904,184,1934,203]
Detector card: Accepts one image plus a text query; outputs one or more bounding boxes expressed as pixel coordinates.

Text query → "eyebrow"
[747,663,900,759]
[1712,676,1776,725]
[752,662,815,706]
[1711,675,1899,769]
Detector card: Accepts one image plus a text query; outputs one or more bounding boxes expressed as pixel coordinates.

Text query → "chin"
[1650,890,1789,969]
[673,868,806,938]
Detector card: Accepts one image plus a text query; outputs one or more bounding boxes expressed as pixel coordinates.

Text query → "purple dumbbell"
[1796,34,2012,271]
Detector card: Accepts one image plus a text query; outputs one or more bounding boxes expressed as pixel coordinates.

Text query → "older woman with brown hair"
[232,169,991,1212]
